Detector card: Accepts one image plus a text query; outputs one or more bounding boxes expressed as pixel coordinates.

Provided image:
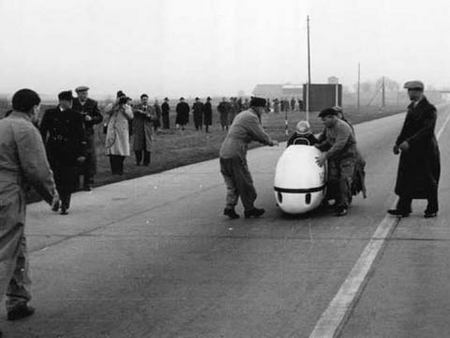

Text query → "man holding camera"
[0,89,59,328]
[40,90,86,215]
[72,86,103,191]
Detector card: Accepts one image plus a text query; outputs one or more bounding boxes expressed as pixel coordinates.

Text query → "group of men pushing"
[220,80,440,219]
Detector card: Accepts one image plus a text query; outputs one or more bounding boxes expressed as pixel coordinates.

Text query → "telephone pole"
[357,63,360,113]
[306,15,311,121]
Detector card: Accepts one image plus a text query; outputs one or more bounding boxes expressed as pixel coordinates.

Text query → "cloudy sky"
[0,0,449,99]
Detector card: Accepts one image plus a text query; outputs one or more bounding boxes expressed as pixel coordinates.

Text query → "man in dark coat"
[192,97,204,131]
[388,81,440,218]
[161,97,170,129]
[72,86,103,191]
[203,97,213,133]
[40,91,86,215]
[175,97,189,130]
[153,99,162,132]
[218,97,230,131]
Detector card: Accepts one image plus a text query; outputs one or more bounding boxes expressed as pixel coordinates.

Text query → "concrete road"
[1,106,449,337]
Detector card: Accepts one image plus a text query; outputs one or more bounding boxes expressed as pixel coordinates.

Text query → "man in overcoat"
[203,97,213,133]
[72,86,103,191]
[217,97,230,131]
[192,97,204,131]
[388,81,440,218]
[161,97,170,129]
[175,97,190,130]
[0,89,59,327]
[40,91,86,215]
[132,94,155,166]
[219,97,278,219]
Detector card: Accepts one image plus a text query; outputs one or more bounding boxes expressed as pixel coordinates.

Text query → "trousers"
[327,158,355,209]
[0,235,31,312]
[109,155,125,175]
[220,157,257,211]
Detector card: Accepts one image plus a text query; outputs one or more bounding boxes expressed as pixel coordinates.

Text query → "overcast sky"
[1,0,449,99]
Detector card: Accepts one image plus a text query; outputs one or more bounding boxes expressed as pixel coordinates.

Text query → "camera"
[118,96,128,105]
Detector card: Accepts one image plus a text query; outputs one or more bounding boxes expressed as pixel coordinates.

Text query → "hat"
[318,107,338,118]
[296,120,311,135]
[117,90,126,98]
[180,97,184,100]
[404,81,424,90]
[58,90,73,101]
[207,96,211,101]
[195,97,200,101]
[75,86,89,93]
[140,93,149,99]
[164,97,169,101]
[250,96,267,107]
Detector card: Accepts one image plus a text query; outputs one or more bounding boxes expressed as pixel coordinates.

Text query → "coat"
[203,101,212,126]
[40,107,86,193]
[394,96,440,198]
[217,101,230,126]
[220,109,273,160]
[176,102,190,125]
[72,98,103,176]
[105,103,133,156]
[0,111,56,264]
[192,101,204,125]
[132,103,154,151]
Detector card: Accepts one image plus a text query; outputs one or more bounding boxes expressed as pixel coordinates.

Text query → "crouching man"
[219,96,279,219]
[0,89,59,330]
[315,107,357,216]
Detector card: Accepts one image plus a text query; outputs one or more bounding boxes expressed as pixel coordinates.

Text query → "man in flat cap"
[0,89,59,327]
[192,97,204,131]
[315,107,357,216]
[388,81,440,218]
[72,86,103,191]
[161,97,170,129]
[40,91,86,215]
[219,96,278,219]
[175,97,189,130]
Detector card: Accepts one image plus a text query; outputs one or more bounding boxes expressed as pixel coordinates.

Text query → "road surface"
[1,105,449,337]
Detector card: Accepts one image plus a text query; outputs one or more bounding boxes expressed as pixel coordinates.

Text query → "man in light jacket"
[0,89,59,329]
[219,96,278,219]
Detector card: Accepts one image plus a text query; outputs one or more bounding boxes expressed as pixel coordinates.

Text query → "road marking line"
[309,105,450,338]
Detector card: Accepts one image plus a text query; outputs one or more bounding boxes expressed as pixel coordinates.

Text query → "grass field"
[1,103,405,203]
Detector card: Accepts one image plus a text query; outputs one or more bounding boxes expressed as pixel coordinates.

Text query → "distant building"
[253,83,303,98]
[282,84,303,97]
[252,84,283,98]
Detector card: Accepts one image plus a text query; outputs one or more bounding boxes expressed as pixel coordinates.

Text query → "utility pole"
[357,63,360,113]
[306,15,311,121]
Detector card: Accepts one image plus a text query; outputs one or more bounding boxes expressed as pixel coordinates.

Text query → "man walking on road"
[315,107,357,216]
[72,86,103,191]
[388,80,440,218]
[40,90,86,215]
[0,89,59,330]
[219,96,279,219]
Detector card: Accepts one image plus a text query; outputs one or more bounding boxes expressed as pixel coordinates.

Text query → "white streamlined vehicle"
[274,144,327,214]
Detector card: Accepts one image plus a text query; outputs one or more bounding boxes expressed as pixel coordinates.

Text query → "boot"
[224,208,240,219]
[244,208,265,218]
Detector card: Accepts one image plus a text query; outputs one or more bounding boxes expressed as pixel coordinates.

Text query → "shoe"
[335,207,348,217]
[387,209,410,217]
[224,208,240,219]
[424,212,437,218]
[7,304,35,321]
[244,208,265,218]
[82,185,92,191]
[60,208,69,215]
[51,201,60,212]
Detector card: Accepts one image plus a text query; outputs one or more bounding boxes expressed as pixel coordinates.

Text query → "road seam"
[308,105,450,338]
